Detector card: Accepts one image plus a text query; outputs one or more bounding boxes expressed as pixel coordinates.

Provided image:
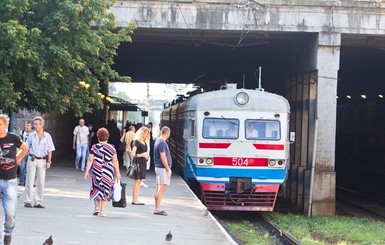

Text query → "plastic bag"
[113,180,122,202]
[112,182,127,208]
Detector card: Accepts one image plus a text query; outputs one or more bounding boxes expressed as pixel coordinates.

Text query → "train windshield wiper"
[221,116,239,126]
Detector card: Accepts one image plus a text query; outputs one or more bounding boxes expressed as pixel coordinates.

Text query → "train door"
[184,110,197,182]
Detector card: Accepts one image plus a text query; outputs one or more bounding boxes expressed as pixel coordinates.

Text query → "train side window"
[245,119,281,140]
[202,118,239,139]
[189,119,195,137]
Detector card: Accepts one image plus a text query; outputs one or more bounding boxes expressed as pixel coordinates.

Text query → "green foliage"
[265,212,385,245]
[0,0,136,116]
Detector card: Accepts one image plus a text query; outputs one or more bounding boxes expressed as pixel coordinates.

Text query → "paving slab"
[10,160,236,245]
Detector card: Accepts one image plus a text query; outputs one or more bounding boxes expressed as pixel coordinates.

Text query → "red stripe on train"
[199,143,231,149]
[253,144,284,150]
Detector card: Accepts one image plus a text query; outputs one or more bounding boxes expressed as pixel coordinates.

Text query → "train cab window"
[245,119,281,140]
[202,118,239,139]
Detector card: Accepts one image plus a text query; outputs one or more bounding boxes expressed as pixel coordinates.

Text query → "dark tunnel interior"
[337,46,385,199]
[114,29,385,200]
[114,29,312,92]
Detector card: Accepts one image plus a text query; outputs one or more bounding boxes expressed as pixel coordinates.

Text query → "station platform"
[11,159,236,245]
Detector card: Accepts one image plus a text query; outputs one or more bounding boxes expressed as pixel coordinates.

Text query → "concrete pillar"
[310,32,340,216]
[122,111,128,132]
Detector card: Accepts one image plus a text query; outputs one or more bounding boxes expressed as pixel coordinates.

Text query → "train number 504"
[232,158,249,166]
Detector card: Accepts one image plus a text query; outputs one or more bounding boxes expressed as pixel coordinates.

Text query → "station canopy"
[106,95,141,111]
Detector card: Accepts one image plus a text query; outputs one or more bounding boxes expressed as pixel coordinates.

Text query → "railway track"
[336,186,385,220]
[213,211,300,245]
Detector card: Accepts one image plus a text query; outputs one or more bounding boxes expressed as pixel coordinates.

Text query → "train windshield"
[245,119,281,140]
[202,118,239,139]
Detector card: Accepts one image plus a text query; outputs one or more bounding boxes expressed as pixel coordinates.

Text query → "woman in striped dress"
[84,127,121,217]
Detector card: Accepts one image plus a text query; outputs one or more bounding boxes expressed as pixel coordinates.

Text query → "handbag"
[118,141,126,152]
[127,157,140,179]
[112,181,127,208]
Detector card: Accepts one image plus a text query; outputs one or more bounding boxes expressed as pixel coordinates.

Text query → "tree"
[0,0,136,116]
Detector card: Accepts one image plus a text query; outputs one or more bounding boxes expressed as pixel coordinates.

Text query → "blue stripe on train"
[196,167,285,180]
[185,154,286,184]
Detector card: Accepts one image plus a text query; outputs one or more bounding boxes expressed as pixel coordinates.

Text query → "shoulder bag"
[127,157,140,179]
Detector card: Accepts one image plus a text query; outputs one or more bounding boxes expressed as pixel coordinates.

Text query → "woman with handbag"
[84,128,121,217]
[129,126,150,205]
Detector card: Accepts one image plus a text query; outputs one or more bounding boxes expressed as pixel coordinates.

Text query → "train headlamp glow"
[268,159,276,166]
[206,158,213,165]
[235,92,249,106]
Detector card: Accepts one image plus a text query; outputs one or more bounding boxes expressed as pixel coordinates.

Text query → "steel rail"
[260,214,301,245]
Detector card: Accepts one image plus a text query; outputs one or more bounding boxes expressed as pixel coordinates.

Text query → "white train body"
[161,85,291,211]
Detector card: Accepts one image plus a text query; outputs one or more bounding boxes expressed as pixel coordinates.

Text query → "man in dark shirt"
[0,114,29,245]
[153,126,172,216]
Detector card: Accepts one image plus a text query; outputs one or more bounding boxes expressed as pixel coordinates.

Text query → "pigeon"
[165,231,173,242]
[43,235,53,245]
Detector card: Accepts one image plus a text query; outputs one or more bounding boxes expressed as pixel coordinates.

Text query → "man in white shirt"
[73,118,89,171]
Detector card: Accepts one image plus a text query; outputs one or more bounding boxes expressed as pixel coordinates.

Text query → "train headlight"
[235,92,249,106]
[268,159,276,166]
[206,158,213,165]
[268,159,286,168]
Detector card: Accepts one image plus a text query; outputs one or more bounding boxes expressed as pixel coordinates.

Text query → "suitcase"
[112,182,127,208]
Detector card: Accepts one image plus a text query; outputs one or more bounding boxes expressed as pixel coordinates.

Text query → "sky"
[110,82,196,132]
[112,82,195,102]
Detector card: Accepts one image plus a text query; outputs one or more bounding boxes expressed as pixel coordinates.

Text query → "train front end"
[185,86,291,211]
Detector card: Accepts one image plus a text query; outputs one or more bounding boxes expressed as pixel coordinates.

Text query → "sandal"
[24,203,33,208]
[93,209,100,216]
[100,212,107,217]
[154,210,168,216]
[33,204,45,208]
[132,202,145,205]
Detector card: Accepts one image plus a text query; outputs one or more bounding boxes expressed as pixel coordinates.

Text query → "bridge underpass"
[108,0,385,215]
[113,22,385,214]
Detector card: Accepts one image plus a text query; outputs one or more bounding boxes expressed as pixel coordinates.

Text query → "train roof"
[186,88,290,112]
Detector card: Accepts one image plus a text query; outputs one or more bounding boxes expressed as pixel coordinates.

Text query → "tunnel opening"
[336,40,385,201]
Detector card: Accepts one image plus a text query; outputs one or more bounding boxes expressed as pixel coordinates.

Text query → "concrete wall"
[12,110,75,161]
[114,1,385,34]
[284,32,339,216]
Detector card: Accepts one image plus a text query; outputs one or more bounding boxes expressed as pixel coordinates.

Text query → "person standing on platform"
[153,126,172,216]
[121,126,135,173]
[73,118,89,171]
[84,128,121,217]
[130,127,150,205]
[0,114,29,245]
[86,123,95,160]
[18,121,33,186]
[24,116,55,209]
[147,122,154,169]
[140,123,154,188]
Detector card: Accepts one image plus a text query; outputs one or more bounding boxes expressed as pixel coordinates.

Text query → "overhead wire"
[177,3,198,46]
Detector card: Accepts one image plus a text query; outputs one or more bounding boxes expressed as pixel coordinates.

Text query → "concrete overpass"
[109,0,385,216]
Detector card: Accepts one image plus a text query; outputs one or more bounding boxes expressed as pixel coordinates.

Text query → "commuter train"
[161,84,292,211]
